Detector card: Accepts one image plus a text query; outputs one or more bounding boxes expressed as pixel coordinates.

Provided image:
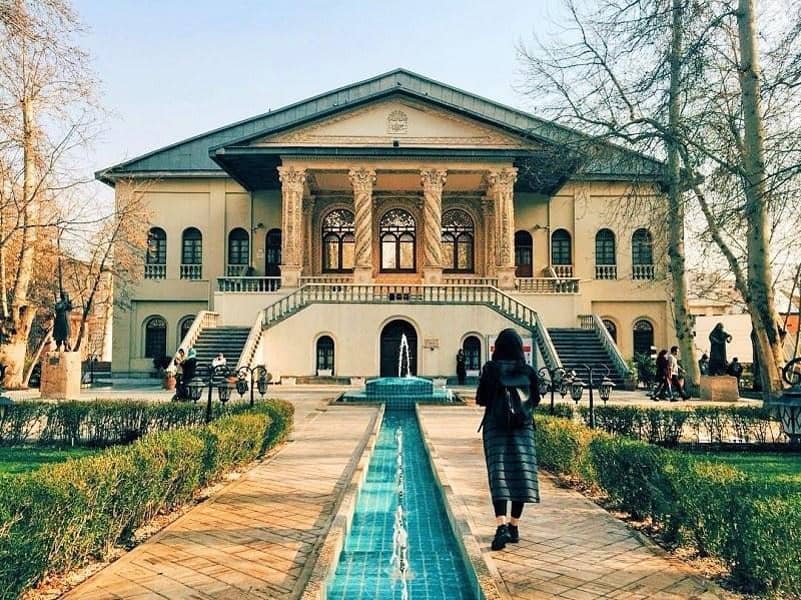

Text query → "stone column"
[348,167,376,283]
[420,168,447,283]
[277,166,306,288]
[302,196,316,275]
[481,197,496,277]
[485,167,518,289]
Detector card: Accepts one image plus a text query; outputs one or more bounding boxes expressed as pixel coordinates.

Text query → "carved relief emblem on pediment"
[387,110,408,134]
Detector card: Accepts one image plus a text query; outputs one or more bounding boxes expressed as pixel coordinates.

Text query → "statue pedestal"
[40,351,82,400]
[699,375,740,402]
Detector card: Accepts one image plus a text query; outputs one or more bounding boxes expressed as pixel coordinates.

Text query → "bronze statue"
[708,322,732,376]
[53,292,73,351]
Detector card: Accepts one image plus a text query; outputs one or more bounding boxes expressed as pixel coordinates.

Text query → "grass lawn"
[696,451,801,484]
[0,446,99,475]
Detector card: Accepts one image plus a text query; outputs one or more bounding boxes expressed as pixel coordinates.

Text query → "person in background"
[476,329,540,551]
[669,346,690,400]
[212,352,227,369]
[651,349,672,401]
[456,349,467,385]
[698,353,710,376]
[727,357,744,388]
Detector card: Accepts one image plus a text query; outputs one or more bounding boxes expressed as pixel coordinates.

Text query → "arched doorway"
[463,335,481,375]
[380,319,417,377]
[633,319,654,356]
[316,335,335,375]
[515,230,533,277]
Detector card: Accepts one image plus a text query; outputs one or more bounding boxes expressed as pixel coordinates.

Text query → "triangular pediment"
[250,98,531,149]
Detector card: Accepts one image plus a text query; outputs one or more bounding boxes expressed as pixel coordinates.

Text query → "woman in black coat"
[476,328,540,551]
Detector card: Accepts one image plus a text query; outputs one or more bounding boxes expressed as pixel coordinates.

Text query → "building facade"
[100,70,674,379]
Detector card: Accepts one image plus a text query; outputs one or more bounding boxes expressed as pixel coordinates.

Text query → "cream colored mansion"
[100,70,673,382]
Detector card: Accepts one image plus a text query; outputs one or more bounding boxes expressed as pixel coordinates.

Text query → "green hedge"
[0,399,294,599]
[0,400,249,447]
[535,415,801,596]
[577,405,783,445]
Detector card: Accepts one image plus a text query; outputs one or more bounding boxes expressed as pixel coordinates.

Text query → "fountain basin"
[338,376,456,409]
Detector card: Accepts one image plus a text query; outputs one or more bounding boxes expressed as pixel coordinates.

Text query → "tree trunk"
[1,96,40,389]
[737,0,784,396]
[666,0,700,393]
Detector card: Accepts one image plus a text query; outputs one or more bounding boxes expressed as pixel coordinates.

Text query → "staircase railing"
[260,283,563,371]
[237,309,266,370]
[579,313,632,381]
[175,310,219,360]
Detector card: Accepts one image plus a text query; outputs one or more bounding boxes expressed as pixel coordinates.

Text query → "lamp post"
[568,364,615,429]
[235,365,270,407]
[186,365,232,424]
[774,357,801,448]
[537,366,566,415]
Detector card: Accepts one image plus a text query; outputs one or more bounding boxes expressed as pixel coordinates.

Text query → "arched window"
[144,316,167,359]
[266,229,282,276]
[380,209,416,272]
[595,228,617,279]
[463,336,481,371]
[633,319,654,356]
[227,228,249,275]
[178,316,195,345]
[316,336,335,373]
[632,228,655,280]
[145,227,166,279]
[442,209,474,272]
[551,229,573,277]
[602,318,618,343]
[514,230,533,277]
[322,209,355,272]
[181,227,202,280]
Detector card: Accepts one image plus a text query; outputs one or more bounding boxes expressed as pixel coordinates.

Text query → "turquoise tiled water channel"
[327,409,478,599]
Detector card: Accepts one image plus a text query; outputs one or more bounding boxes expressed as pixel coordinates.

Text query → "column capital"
[484,167,518,193]
[348,167,377,192]
[277,166,307,192]
[420,168,448,193]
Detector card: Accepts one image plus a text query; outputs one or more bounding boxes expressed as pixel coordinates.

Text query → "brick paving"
[63,400,379,600]
[418,405,734,600]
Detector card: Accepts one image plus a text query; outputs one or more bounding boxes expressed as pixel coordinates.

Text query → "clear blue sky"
[74,0,565,200]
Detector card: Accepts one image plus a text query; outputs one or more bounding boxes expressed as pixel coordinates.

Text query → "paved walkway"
[64,399,379,600]
[418,405,733,600]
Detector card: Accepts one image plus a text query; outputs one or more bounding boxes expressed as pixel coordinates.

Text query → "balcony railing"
[144,264,166,280]
[226,264,249,277]
[180,264,203,280]
[595,265,617,280]
[632,264,656,280]
[217,276,282,293]
[443,275,499,286]
[300,275,354,284]
[516,277,580,294]
[553,265,574,278]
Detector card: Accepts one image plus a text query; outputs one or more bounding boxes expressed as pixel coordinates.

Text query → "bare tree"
[520,0,801,397]
[0,0,99,388]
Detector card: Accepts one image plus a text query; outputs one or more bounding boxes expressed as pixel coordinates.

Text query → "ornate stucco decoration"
[348,168,377,270]
[484,168,518,268]
[420,168,448,268]
[277,166,307,267]
[387,110,409,134]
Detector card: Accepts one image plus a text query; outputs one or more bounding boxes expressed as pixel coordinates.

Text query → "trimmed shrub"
[1,400,245,447]
[0,400,292,599]
[534,415,801,596]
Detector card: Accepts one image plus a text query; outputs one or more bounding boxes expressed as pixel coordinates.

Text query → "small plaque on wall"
[423,338,439,350]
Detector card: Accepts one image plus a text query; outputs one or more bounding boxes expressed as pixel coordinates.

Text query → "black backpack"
[499,385,528,428]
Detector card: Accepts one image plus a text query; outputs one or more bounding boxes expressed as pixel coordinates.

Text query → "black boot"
[491,524,511,550]
[507,523,519,543]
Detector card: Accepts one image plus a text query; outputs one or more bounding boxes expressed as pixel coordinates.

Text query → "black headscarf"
[492,328,526,363]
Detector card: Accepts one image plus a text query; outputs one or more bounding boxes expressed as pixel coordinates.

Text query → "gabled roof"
[96,68,664,187]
